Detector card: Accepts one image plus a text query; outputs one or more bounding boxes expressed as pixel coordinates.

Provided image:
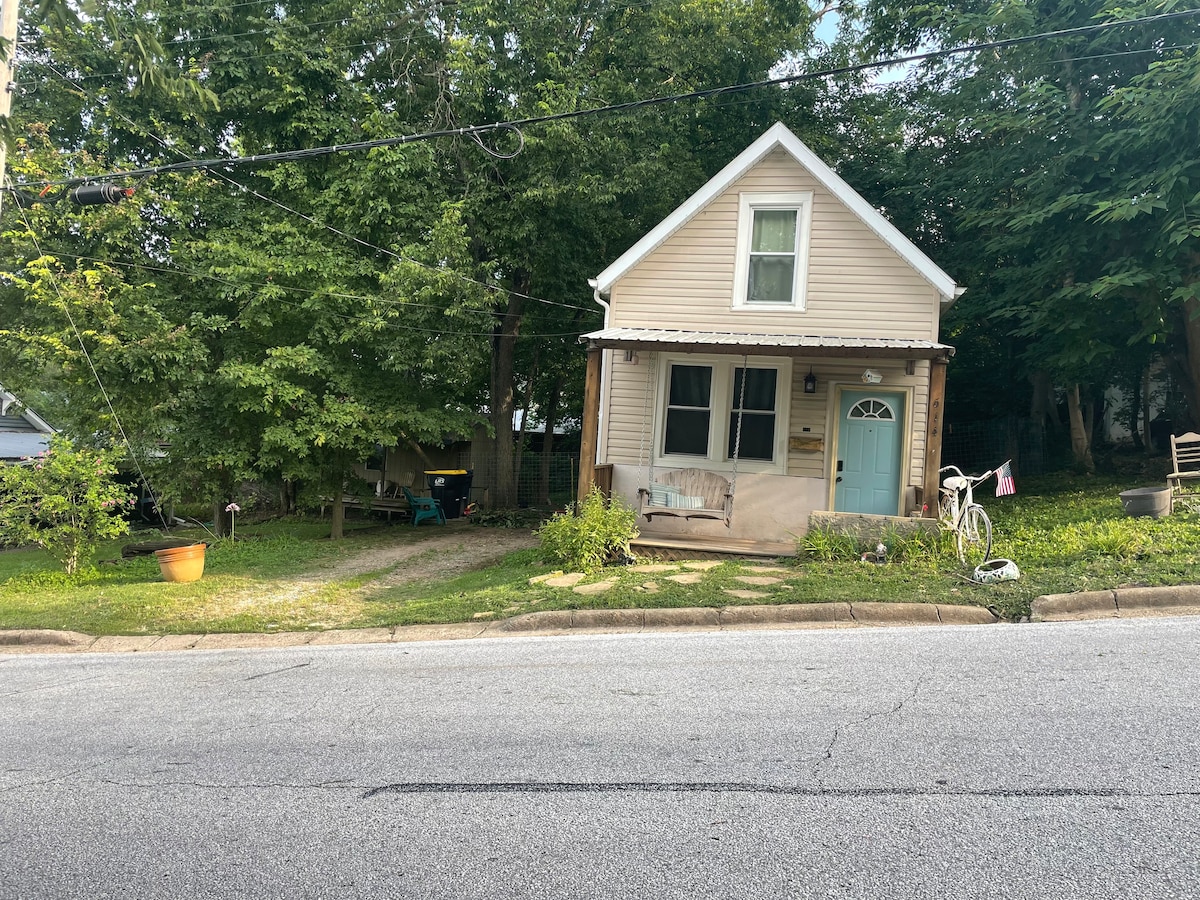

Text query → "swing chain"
[728,353,749,505]
[637,350,656,496]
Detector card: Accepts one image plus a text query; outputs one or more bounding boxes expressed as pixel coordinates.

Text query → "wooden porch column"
[923,357,948,517]
[577,345,603,503]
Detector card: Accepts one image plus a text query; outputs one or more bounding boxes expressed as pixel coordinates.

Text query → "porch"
[579,329,953,556]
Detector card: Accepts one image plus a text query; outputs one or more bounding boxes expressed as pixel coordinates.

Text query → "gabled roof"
[1,385,55,461]
[592,121,960,302]
[0,385,53,434]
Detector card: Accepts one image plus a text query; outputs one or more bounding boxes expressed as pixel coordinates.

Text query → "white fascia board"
[593,122,959,302]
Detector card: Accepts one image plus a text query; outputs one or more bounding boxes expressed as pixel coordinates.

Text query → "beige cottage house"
[576,122,961,555]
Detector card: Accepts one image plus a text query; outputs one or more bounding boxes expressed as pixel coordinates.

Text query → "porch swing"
[636,352,747,527]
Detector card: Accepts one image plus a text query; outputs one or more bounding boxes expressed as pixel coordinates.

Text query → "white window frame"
[732,191,814,311]
[653,353,792,475]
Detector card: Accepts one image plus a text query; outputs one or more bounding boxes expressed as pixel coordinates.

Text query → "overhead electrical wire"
[17,6,1200,191]
[31,61,599,318]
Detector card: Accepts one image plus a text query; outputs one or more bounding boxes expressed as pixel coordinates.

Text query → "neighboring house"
[577,122,961,551]
[0,385,55,463]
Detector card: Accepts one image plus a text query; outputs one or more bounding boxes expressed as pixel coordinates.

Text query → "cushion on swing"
[649,484,683,507]
[674,495,705,509]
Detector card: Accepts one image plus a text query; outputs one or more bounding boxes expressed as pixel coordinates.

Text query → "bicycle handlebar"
[939,460,1009,486]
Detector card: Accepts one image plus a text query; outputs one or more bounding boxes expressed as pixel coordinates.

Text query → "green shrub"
[800,526,861,562]
[536,488,638,572]
[0,436,133,575]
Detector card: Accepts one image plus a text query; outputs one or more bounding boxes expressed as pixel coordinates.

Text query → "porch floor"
[631,532,796,561]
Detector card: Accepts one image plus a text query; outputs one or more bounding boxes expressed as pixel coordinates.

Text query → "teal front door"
[834,390,905,515]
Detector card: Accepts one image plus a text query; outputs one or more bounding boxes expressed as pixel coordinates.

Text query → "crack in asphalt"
[812,676,927,786]
[7,777,1194,800]
[362,783,1200,799]
[244,662,312,681]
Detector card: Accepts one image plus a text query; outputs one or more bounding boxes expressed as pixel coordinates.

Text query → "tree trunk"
[488,278,527,509]
[328,460,347,540]
[537,374,564,507]
[212,499,231,538]
[1129,368,1145,452]
[1066,384,1095,473]
[1142,365,1153,455]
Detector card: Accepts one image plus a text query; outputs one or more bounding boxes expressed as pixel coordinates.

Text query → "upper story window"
[732,192,813,311]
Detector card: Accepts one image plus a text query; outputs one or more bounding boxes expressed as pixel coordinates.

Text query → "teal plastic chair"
[402,487,445,527]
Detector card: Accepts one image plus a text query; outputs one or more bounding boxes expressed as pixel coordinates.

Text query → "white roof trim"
[0,385,54,434]
[593,121,959,301]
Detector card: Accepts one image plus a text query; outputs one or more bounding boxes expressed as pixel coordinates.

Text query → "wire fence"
[940,417,1053,477]
[460,449,579,508]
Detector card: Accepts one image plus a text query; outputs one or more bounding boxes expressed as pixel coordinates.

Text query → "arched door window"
[848,398,895,421]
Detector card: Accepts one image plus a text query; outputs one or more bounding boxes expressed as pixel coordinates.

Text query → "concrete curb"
[0,600,1000,653]
[1031,584,1200,622]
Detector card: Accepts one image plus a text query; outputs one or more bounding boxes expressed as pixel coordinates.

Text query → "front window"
[728,367,777,461]
[656,356,790,472]
[663,364,711,456]
[733,192,813,310]
[747,210,798,304]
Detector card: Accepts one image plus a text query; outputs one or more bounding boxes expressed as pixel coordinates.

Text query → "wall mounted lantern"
[803,367,817,394]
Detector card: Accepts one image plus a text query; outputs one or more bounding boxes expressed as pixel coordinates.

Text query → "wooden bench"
[320,494,412,522]
[1168,432,1200,498]
[638,468,732,524]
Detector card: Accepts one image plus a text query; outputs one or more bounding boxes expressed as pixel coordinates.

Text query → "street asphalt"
[3,584,1200,654]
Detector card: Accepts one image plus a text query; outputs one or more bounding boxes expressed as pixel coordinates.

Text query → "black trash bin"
[425,469,474,519]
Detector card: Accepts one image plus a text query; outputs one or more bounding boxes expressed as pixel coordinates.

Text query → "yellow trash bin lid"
[424,469,468,475]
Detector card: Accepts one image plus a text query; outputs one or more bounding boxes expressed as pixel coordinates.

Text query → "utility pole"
[0,0,18,214]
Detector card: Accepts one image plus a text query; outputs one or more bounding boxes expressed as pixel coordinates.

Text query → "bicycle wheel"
[956,504,992,569]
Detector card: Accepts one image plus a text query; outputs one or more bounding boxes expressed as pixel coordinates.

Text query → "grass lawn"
[2,476,1199,636]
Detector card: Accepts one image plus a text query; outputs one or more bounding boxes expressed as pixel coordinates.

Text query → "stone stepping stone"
[632,563,678,573]
[529,572,562,584]
[724,589,771,599]
[472,611,495,620]
[665,572,705,585]
[573,579,618,595]
[682,561,722,570]
[735,575,783,586]
[637,581,660,594]
[742,565,790,574]
[544,572,587,588]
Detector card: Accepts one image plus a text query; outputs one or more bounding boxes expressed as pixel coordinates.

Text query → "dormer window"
[732,191,813,310]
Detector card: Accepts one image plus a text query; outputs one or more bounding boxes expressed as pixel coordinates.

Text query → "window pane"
[665,409,710,456]
[728,412,775,461]
[733,368,777,412]
[668,365,711,408]
[747,256,795,304]
[751,209,797,253]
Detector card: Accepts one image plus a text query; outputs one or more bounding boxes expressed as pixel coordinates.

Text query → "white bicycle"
[937,462,1001,568]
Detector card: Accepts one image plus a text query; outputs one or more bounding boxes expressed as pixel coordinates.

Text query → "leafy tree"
[0,436,133,574]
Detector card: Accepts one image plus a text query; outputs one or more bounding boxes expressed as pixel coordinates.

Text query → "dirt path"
[319,527,539,587]
[212,526,539,618]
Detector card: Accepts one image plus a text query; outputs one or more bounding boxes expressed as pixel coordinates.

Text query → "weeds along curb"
[1,602,1001,653]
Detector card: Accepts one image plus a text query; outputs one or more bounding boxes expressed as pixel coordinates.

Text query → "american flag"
[995,460,1016,497]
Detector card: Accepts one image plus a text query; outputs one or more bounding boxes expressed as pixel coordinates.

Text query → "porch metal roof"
[582,328,955,360]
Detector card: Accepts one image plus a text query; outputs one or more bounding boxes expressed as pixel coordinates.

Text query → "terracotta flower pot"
[154,543,207,583]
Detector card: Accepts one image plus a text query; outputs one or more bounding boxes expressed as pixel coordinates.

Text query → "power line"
[30,61,600,317]
[17,6,1200,190]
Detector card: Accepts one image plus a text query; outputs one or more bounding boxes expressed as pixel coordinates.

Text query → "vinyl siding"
[608,149,941,341]
[601,353,930,499]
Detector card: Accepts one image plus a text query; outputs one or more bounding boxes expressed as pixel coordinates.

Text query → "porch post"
[923,357,948,516]
[577,345,603,503]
